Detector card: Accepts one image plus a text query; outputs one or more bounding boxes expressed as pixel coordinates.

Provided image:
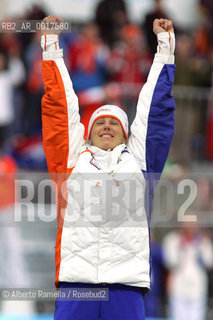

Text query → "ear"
[123,135,127,144]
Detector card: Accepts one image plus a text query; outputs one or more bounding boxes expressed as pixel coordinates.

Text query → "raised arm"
[128,19,176,173]
[41,16,85,173]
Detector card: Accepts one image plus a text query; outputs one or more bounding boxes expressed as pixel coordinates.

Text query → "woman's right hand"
[41,16,64,35]
[153,18,174,35]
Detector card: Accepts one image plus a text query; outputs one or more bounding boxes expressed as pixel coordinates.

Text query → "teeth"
[101,134,112,138]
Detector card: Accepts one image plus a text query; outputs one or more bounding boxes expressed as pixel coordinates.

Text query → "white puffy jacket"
[41,31,176,290]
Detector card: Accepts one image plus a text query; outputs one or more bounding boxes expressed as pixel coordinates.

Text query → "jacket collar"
[87,143,127,172]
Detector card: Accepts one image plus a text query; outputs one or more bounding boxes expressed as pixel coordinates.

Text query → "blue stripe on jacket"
[146,64,176,174]
[143,64,176,286]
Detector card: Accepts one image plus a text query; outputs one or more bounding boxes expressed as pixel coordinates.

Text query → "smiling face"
[90,117,127,150]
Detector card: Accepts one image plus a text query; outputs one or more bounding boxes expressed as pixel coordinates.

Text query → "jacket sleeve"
[41,35,85,173]
[128,32,176,173]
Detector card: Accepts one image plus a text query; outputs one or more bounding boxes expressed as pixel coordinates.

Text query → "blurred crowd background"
[1,0,213,167]
[0,0,213,319]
